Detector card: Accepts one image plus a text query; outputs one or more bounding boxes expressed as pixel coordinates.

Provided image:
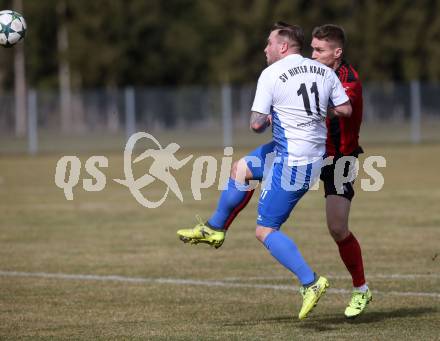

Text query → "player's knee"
[255,228,265,243]
[327,222,349,242]
[230,159,251,182]
[255,226,273,243]
[230,161,239,179]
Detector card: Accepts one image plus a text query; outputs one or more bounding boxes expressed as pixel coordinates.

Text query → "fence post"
[410,80,421,144]
[27,89,38,155]
[125,87,136,140]
[239,85,250,127]
[14,0,26,137]
[221,83,233,147]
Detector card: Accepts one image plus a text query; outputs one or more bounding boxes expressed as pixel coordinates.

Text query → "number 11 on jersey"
[297,82,320,116]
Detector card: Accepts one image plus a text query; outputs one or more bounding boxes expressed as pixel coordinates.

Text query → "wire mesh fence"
[0,82,439,154]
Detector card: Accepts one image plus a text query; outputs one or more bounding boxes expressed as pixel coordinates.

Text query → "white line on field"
[223,273,440,281]
[0,270,439,298]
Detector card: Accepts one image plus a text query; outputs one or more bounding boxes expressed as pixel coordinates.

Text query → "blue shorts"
[256,158,322,229]
[243,141,322,229]
[244,141,276,181]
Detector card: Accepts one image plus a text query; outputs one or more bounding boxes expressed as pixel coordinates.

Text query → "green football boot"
[344,288,372,318]
[177,216,225,249]
[298,276,329,320]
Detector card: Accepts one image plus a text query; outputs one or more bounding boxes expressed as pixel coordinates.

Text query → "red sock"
[336,232,366,287]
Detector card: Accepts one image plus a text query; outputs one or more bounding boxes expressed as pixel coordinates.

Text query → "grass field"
[0,140,439,340]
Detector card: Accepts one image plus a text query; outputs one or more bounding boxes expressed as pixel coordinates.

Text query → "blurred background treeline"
[0,0,439,152]
[2,0,440,88]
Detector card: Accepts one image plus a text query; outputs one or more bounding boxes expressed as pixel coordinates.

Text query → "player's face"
[311,37,342,70]
[264,31,284,65]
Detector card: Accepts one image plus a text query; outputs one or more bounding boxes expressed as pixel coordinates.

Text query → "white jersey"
[251,54,349,165]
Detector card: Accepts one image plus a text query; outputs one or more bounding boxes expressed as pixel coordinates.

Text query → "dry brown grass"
[0,142,439,340]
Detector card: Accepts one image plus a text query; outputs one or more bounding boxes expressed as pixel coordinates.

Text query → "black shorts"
[320,148,363,201]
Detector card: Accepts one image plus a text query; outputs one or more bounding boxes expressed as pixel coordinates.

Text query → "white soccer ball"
[0,10,26,47]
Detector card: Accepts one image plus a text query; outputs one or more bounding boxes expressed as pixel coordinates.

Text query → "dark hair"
[312,24,346,48]
[271,21,304,51]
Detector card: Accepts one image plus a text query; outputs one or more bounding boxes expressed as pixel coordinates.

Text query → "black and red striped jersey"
[326,60,363,156]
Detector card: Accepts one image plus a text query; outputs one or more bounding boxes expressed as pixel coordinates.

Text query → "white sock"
[354,284,368,293]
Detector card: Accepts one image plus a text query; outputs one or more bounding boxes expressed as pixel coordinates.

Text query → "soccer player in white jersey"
[178,22,352,320]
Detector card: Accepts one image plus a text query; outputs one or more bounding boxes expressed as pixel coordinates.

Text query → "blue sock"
[208,178,253,230]
[263,231,315,286]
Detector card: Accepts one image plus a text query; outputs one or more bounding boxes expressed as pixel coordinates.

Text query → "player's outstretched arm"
[328,101,352,118]
[250,111,271,133]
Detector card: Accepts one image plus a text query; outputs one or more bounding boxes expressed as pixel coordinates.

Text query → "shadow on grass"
[223,306,438,331]
[299,306,438,332]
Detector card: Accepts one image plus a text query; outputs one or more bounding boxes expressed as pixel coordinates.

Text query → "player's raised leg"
[177,142,275,248]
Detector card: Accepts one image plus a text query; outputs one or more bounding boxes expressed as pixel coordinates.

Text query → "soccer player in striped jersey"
[311,24,371,318]
[178,22,352,320]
